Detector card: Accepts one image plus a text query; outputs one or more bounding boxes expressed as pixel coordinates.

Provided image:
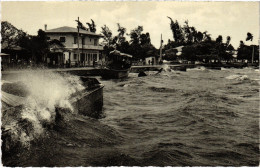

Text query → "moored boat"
[169,65,187,71]
[101,50,132,79]
[71,77,104,118]
[101,68,130,79]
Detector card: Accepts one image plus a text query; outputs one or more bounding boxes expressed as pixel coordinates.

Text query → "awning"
[110,50,132,58]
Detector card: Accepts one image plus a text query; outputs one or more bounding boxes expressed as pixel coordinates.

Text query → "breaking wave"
[226,74,249,81]
[2,70,85,149]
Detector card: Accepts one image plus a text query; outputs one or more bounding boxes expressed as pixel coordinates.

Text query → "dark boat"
[101,50,132,79]
[205,66,222,70]
[169,65,187,71]
[101,68,130,79]
[71,77,104,118]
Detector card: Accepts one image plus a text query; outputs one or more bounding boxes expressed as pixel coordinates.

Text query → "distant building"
[45,26,103,66]
[1,43,31,69]
[145,56,156,65]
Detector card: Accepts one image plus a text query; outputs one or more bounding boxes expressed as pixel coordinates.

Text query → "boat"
[1,77,104,119]
[101,68,129,79]
[169,65,187,71]
[71,77,104,118]
[205,66,222,70]
[101,50,132,79]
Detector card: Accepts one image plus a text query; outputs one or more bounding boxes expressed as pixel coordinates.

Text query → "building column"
[84,54,86,66]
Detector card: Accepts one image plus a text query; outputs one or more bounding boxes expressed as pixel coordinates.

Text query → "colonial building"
[45,26,103,67]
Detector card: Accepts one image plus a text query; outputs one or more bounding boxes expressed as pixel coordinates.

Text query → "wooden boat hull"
[206,66,222,70]
[169,65,187,71]
[71,85,104,118]
[101,68,130,79]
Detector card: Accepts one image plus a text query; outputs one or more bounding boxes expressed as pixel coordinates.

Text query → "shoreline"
[1,62,258,77]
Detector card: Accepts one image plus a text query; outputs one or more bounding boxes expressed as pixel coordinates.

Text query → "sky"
[1,1,259,49]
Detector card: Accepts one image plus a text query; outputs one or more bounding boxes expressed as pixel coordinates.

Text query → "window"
[60,37,66,42]
[74,37,77,44]
[94,39,98,46]
[80,53,85,62]
[82,37,85,45]
[90,38,91,42]
[74,54,77,60]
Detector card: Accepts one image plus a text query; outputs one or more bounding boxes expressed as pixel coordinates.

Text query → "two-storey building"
[45,26,103,67]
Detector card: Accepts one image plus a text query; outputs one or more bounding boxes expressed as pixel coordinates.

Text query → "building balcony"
[72,44,103,50]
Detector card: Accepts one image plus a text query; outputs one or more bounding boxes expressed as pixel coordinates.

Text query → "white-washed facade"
[45,26,103,66]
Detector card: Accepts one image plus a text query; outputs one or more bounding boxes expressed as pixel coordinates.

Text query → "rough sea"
[2,67,259,166]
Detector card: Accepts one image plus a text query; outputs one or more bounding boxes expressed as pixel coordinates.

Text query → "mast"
[251,45,254,64]
[77,17,80,66]
[159,34,163,63]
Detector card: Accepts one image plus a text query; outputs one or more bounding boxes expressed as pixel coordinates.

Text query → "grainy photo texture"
[1,1,259,166]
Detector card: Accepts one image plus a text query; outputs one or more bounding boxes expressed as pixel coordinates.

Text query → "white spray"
[3,70,85,147]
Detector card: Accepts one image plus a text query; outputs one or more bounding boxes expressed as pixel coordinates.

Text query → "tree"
[1,21,26,49]
[115,23,127,46]
[129,26,143,44]
[246,32,253,41]
[216,35,223,44]
[18,29,49,64]
[140,33,151,45]
[246,32,253,63]
[226,36,231,46]
[101,24,130,56]
[196,32,204,42]
[101,25,113,47]
[86,19,96,33]
[127,25,158,60]
[237,33,258,62]
[237,45,252,61]
[239,41,244,47]
[75,19,87,30]
[167,16,184,44]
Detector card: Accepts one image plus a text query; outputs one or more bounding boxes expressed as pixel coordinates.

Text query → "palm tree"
[202,31,211,41]
[226,36,231,46]
[196,31,203,42]
[75,20,87,30]
[216,35,223,44]
[246,32,254,63]
[246,32,253,41]
[239,40,244,47]
[86,19,96,33]
[116,23,126,45]
[101,25,113,47]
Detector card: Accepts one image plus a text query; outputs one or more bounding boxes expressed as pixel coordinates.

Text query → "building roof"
[110,50,132,58]
[173,46,184,52]
[0,53,10,56]
[45,26,103,37]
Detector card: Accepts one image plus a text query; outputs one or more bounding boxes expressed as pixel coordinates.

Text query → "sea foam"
[2,70,85,147]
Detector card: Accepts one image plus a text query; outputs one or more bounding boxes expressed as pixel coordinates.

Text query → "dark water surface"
[2,68,259,166]
[99,68,259,166]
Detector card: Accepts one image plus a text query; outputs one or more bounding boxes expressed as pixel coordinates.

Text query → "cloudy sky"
[1,1,259,49]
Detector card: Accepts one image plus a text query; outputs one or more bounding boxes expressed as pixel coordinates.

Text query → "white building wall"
[46,32,102,66]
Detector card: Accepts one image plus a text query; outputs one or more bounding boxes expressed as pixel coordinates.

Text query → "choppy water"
[99,67,259,166]
[2,67,259,166]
